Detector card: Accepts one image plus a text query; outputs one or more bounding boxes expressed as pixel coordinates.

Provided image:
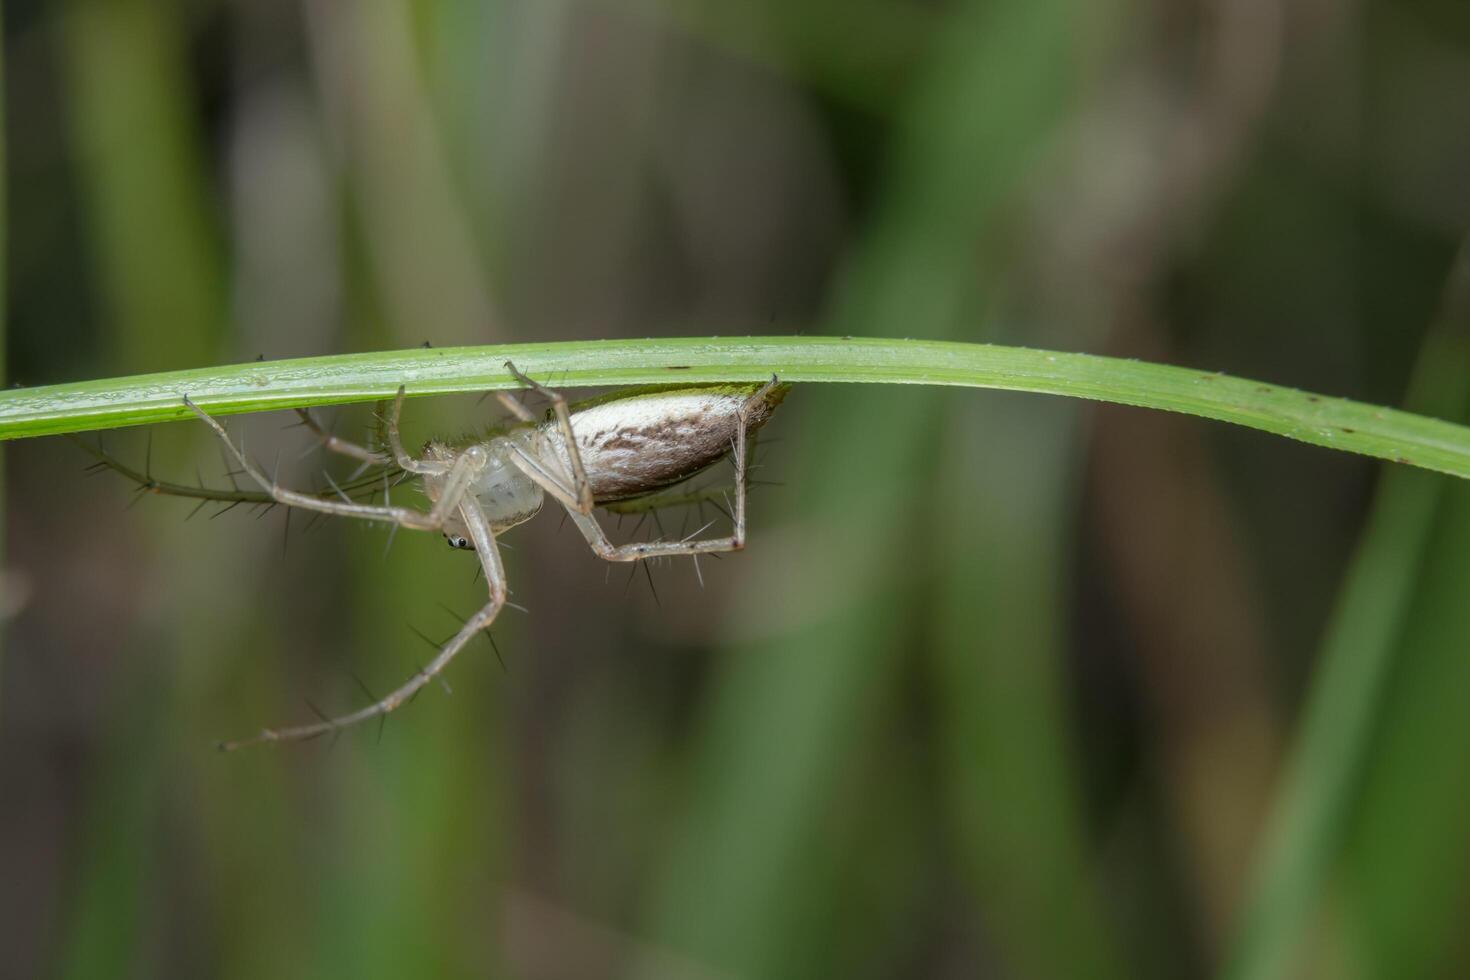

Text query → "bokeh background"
[4,0,1470,977]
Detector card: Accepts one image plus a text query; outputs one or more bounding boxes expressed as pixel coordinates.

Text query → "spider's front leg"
[384,385,449,476]
[219,495,509,750]
[293,407,388,467]
[184,396,479,532]
[504,360,595,514]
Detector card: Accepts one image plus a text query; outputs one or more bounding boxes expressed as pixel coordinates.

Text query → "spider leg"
[73,433,410,510]
[218,495,507,750]
[503,443,587,515]
[184,396,474,531]
[293,407,387,465]
[495,391,537,423]
[602,484,735,517]
[504,360,594,513]
[385,385,450,476]
[69,434,275,505]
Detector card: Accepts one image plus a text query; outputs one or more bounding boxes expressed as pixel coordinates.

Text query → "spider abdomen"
[560,383,787,502]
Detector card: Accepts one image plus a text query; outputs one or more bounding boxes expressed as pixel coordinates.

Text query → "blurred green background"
[4,0,1470,977]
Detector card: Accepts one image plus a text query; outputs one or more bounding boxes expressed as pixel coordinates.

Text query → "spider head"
[439,508,477,551]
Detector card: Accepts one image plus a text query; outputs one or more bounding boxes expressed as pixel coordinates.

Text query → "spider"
[90,362,787,749]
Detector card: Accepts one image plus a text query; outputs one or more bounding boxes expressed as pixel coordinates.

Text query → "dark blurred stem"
[1225,245,1470,980]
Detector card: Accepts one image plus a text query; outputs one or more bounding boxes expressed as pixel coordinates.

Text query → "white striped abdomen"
[558,383,787,502]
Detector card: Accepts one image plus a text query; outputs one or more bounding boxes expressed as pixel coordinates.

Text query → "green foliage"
[1227,309,1470,980]
[9,0,1470,977]
[9,337,1470,482]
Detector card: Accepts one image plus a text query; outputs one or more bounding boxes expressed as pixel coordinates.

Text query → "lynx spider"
[172,362,786,750]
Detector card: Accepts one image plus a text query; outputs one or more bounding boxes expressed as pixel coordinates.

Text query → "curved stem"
[5,336,1470,480]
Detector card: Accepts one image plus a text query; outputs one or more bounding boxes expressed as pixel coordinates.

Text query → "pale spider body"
[425,384,788,546]
[150,364,787,749]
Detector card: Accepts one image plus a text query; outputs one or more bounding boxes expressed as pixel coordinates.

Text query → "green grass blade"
[60,0,227,374]
[1338,474,1470,979]
[641,0,1125,973]
[933,396,1125,978]
[1224,456,1445,980]
[7,336,1470,480]
[1223,256,1470,979]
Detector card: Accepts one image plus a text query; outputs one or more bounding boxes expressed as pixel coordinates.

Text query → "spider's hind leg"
[601,429,763,521]
[565,375,780,562]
